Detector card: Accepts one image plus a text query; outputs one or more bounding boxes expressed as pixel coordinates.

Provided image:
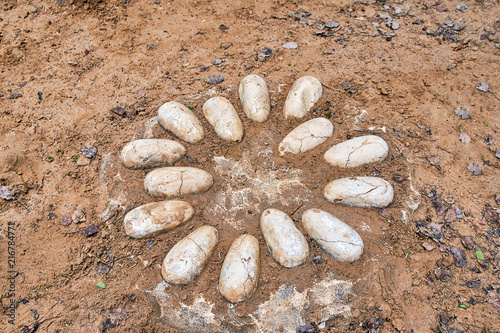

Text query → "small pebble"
[459,132,471,143]
[212,58,224,65]
[81,146,98,158]
[206,74,224,85]
[456,4,468,12]
[325,21,340,28]
[61,216,72,226]
[82,225,99,237]
[452,23,465,31]
[476,82,489,92]
[466,163,482,176]
[283,42,299,49]
[8,93,23,99]
[461,236,474,250]
[454,106,470,119]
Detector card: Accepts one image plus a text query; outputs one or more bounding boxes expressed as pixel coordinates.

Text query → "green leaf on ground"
[96,282,106,289]
[475,249,485,260]
[458,303,467,309]
[187,106,194,110]
[46,157,54,162]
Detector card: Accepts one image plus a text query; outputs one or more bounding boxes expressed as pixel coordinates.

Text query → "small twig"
[407,134,436,141]
[288,201,303,216]
[16,200,30,212]
[322,83,335,91]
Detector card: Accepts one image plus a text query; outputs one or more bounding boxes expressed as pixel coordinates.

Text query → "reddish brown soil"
[1,0,499,332]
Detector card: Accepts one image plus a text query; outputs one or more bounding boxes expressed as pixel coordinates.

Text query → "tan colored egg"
[120,139,186,169]
[124,200,194,238]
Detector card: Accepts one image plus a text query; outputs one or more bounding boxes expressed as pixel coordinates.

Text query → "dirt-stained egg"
[219,234,260,303]
[120,139,186,169]
[324,177,394,208]
[203,96,244,142]
[158,101,205,144]
[324,135,389,168]
[144,167,213,198]
[279,117,334,155]
[283,76,323,119]
[260,208,309,268]
[124,200,194,238]
[161,225,219,285]
[302,208,364,262]
[239,74,270,123]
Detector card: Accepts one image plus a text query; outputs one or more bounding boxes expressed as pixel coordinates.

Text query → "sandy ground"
[0,0,499,332]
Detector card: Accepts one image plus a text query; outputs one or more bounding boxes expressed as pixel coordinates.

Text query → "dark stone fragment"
[296,324,315,333]
[467,280,480,288]
[9,93,23,99]
[206,74,224,84]
[450,247,467,267]
[82,225,99,237]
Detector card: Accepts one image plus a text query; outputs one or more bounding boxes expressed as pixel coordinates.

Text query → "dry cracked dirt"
[0,0,499,332]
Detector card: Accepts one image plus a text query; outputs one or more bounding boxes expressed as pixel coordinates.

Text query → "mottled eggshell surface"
[283,76,323,119]
[260,208,309,268]
[158,101,205,144]
[203,96,244,142]
[144,167,213,198]
[324,135,389,168]
[161,225,219,285]
[120,139,186,169]
[238,74,270,123]
[302,208,364,262]
[279,117,334,155]
[124,200,194,239]
[324,177,394,208]
[219,234,260,303]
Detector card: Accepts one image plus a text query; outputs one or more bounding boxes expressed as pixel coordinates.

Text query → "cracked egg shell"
[302,209,364,262]
[144,167,213,198]
[158,101,205,144]
[124,200,194,239]
[238,74,270,123]
[219,234,260,303]
[202,96,244,142]
[162,225,219,285]
[260,208,309,268]
[279,117,334,155]
[324,135,388,168]
[120,139,186,169]
[283,76,323,119]
[324,177,394,208]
